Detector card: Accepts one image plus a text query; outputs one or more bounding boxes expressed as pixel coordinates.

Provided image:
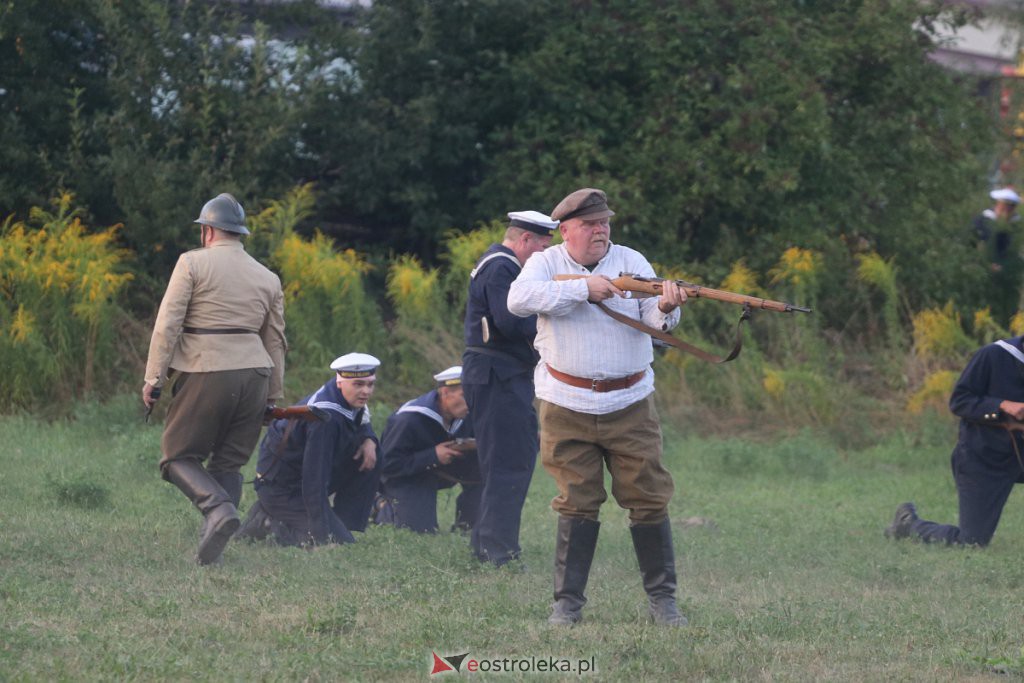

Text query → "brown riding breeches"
[539,395,674,525]
[159,367,270,476]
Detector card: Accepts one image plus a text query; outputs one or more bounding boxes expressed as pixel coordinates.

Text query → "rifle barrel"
[669,279,811,314]
[551,273,812,313]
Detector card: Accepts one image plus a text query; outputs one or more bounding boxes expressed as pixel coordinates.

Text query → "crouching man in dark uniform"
[377,366,481,533]
[887,336,1024,545]
[236,353,381,546]
[463,210,556,566]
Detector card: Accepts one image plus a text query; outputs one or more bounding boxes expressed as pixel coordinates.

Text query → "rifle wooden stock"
[450,437,477,454]
[553,273,812,314]
[267,404,330,422]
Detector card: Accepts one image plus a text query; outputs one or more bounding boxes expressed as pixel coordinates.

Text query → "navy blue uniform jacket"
[255,378,377,542]
[463,244,537,382]
[380,390,474,484]
[950,336,1024,481]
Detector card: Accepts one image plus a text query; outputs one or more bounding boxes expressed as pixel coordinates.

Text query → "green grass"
[2,396,1023,681]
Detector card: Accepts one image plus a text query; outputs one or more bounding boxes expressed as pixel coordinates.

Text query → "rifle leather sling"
[1002,425,1024,474]
[546,364,646,392]
[183,326,258,334]
[594,301,750,364]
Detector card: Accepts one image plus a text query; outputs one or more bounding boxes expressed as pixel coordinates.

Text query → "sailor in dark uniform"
[463,210,556,565]
[377,366,481,534]
[887,336,1024,546]
[237,353,381,546]
[969,187,1023,322]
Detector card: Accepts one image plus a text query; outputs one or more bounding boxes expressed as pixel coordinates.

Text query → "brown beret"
[550,188,616,222]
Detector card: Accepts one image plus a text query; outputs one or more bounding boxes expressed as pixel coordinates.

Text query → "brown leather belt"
[546,364,645,392]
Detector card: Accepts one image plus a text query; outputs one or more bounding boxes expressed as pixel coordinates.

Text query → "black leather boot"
[884,502,919,540]
[548,516,600,626]
[164,460,240,566]
[212,471,243,508]
[235,499,272,542]
[198,471,243,563]
[630,519,688,626]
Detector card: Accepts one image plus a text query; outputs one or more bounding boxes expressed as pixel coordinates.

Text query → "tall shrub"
[251,184,386,376]
[0,193,133,408]
[274,233,382,370]
[856,251,904,353]
[384,255,459,391]
[439,221,507,320]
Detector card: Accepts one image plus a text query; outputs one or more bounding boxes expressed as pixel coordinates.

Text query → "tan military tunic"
[144,241,287,400]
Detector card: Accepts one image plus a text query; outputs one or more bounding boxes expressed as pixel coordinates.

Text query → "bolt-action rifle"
[552,272,811,363]
[266,404,330,422]
[553,272,811,314]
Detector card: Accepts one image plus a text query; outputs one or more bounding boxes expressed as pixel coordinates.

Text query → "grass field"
[2,396,1023,681]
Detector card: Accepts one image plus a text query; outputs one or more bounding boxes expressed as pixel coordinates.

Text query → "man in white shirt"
[508,188,688,627]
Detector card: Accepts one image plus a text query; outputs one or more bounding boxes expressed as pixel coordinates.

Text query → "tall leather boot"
[197,471,243,563]
[548,516,600,626]
[212,471,243,508]
[630,518,688,626]
[164,460,240,566]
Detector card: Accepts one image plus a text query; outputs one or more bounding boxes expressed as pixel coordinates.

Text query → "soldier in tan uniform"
[142,193,287,565]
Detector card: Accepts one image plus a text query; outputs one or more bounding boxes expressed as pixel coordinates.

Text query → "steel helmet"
[193,193,249,235]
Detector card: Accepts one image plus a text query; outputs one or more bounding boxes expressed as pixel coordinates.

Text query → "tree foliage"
[92,0,352,277]
[0,0,999,316]
[1,0,352,281]
[374,0,993,303]
[0,0,110,213]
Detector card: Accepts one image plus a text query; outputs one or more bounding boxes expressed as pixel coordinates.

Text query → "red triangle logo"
[431,652,455,675]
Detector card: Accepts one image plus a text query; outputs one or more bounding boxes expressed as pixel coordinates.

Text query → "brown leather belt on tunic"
[546,364,645,393]
[183,327,258,335]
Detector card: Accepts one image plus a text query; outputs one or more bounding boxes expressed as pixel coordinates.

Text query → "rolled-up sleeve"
[630,254,680,331]
[640,298,681,331]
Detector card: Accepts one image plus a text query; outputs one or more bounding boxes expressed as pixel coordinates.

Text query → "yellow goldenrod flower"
[769,247,822,287]
[763,369,785,399]
[907,370,959,414]
[911,302,973,360]
[10,305,35,344]
[387,255,440,321]
[721,260,762,296]
[1010,311,1024,336]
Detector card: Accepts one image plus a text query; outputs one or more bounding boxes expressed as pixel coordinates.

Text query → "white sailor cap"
[433,365,463,387]
[507,210,559,235]
[990,187,1021,204]
[330,352,381,378]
